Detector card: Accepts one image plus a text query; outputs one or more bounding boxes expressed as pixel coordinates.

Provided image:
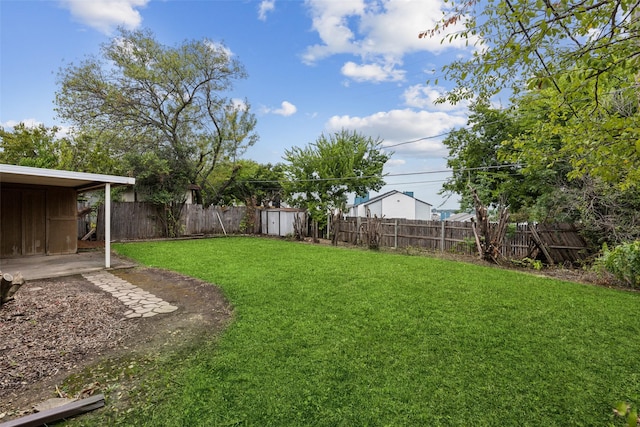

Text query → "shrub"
[596,241,640,288]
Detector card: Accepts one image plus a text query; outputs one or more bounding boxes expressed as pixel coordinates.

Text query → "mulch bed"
[0,276,138,417]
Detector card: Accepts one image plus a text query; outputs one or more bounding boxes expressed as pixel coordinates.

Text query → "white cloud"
[302,0,477,83]
[60,0,148,34]
[265,101,298,116]
[341,61,405,83]
[231,98,249,111]
[1,119,42,129]
[204,40,234,58]
[325,108,467,158]
[386,158,406,167]
[402,84,468,112]
[258,0,276,21]
[1,119,72,139]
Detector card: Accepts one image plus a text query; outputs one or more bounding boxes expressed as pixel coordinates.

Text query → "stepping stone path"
[82,271,178,319]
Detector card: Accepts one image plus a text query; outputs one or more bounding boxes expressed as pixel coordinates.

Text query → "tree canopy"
[439,88,640,245]
[283,129,390,225]
[55,28,258,205]
[0,123,67,169]
[0,123,118,174]
[209,160,285,207]
[426,0,640,190]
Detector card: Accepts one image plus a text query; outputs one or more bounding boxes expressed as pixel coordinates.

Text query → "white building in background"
[347,190,432,220]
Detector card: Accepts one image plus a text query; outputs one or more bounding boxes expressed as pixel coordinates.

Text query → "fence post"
[394,219,398,249]
[440,221,445,252]
[356,216,361,245]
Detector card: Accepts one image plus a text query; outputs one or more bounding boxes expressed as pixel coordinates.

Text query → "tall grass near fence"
[105,237,640,426]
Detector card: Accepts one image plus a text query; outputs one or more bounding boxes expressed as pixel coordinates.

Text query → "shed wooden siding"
[0,184,77,257]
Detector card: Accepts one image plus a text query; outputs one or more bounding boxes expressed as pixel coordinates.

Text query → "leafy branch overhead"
[424,0,640,190]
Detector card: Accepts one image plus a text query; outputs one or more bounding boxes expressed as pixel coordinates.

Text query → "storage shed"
[260,208,306,237]
[0,164,135,268]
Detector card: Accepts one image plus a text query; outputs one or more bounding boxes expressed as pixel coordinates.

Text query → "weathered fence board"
[92,204,590,264]
[96,203,249,240]
[335,217,591,263]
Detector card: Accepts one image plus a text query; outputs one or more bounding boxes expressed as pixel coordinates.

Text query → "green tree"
[212,160,285,207]
[0,123,65,169]
[283,129,390,241]
[441,100,575,222]
[60,131,122,174]
[55,28,258,221]
[426,0,640,189]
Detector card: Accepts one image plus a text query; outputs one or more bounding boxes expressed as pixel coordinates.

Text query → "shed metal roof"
[0,164,135,192]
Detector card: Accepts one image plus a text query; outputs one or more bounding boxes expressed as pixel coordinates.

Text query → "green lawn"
[94,237,639,425]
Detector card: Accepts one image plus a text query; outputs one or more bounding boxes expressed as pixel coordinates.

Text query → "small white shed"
[260,208,307,236]
[348,190,432,220]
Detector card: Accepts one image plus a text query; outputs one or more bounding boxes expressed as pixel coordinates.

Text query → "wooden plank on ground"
[0,394,105,427]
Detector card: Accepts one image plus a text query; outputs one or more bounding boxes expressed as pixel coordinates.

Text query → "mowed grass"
[106,237,639,426]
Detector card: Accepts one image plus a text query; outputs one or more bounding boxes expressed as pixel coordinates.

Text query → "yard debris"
[33,397,78,413]
[0,394,105,427]
[0,276,139,419]
[0,271,25,306]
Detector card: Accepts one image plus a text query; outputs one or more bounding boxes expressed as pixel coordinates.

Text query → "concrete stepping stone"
[82,271,178,319]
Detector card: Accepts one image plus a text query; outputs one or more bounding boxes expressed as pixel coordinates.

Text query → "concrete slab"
[0,251,136,280]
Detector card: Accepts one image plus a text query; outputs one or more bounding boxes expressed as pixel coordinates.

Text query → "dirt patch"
[0,267,233,421]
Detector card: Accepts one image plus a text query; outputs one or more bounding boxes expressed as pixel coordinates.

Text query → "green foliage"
[596,241,640,288]
[431,0,640,190]
[0,123,66,169]
[613,402,639,427]
[123,151,190,237]
[283,129,390,224]
[210,160,284,207]
[441,97,640,244]
[56,28,257,217]
[440,101,560,217]
[512,257,544,271]
[106,238,640,426]
[0,123,121,175]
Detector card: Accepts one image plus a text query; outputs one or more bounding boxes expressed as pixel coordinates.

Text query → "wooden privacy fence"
[335,217,591,264]
[96,202,251,240]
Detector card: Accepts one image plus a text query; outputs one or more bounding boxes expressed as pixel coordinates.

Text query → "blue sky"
[0,0,477,209]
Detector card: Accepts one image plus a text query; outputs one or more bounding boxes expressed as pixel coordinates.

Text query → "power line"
[383,132,453,148]
[243,163,523,184]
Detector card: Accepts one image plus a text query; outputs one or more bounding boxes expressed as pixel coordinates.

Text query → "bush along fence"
[333,217,592,265]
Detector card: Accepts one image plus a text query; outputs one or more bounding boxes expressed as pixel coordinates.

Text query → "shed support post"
[105,183,111,268]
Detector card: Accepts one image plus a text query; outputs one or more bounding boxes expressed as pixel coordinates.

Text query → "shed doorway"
[1,188,46,256]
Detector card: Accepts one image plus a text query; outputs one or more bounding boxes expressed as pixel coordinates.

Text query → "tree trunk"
[1,271,25,306]
[330,210,342,246]
[312,219,319,243]
[469,185,510,264]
